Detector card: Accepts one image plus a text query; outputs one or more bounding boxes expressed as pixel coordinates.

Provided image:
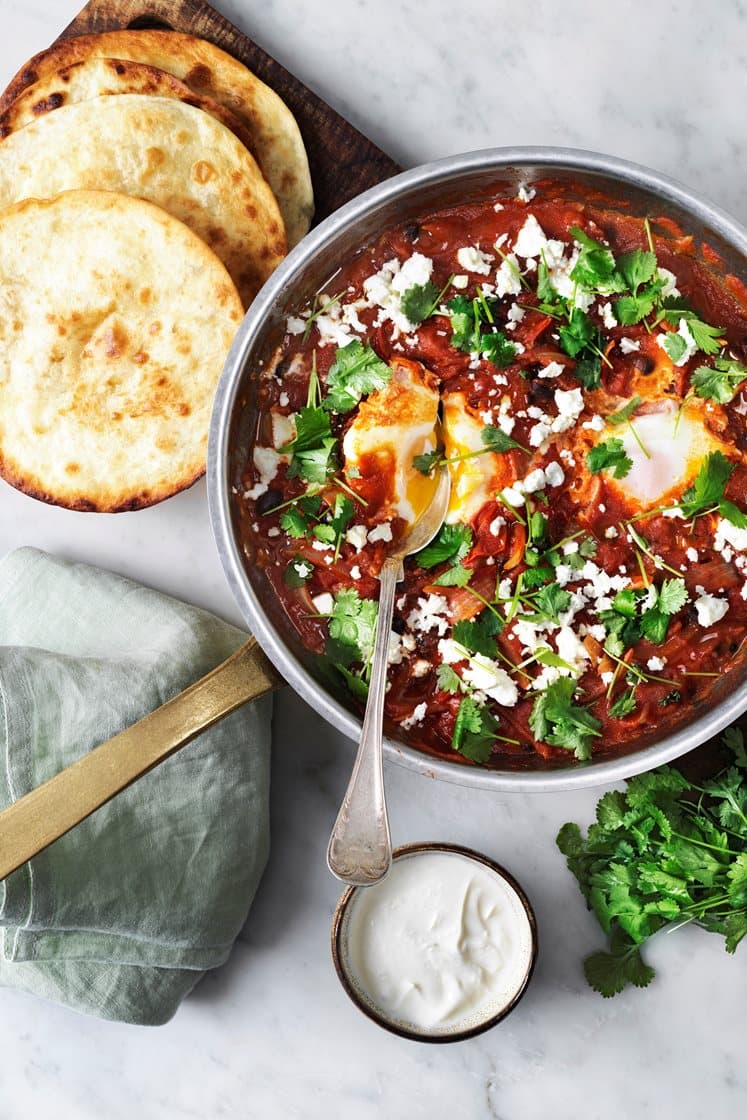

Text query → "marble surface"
[0,0,745,1116]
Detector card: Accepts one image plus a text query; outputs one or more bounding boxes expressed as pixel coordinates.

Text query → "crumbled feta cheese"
[619,337,640,354]
[601,670,614,686]
[506,302,526,329]
[408,594,450,635]
[523,468,547,493]
[555,627,590,676]
[267,527,280,538]
[497,578,513,599]
[516,185,536,203]
[537,360,565,379]
[345,524,368,550]
[494,233,509,249]
[312,540,333,552]
[605,526,619,539]
[278,391,290,407]
[494,253,523,297]
[451,274,469,289]
[438,638,466,665]
[271,410,295,450]
[715,517,747,554]
[461,655,519,706]
[350,565,362,580]
[493,201,505,211]
[657,268,680,298]
[456,245,493,274]
[544,461,565,487]
[363,254,434,335]
[368,522,393,543]
[598,503,606,513]
[553,387,584,432]
[312,592,334,615]
[657,318,697,366]
[501,485,526,507]
[601,302,617,330]
[694,586,729,627]
[412,659,431,678]
[400,702,427,730]
[513,215,549,258]
[685,547,698,563]
[582,414,605,432]
[489,515,506,537]
[245,445,283,500]
[647,656,666,672]
[286,315,306,335]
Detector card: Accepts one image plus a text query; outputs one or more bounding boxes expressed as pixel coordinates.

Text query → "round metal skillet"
[209,145,747,793]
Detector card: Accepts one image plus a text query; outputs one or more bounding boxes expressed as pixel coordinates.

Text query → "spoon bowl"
[326,467,451,885]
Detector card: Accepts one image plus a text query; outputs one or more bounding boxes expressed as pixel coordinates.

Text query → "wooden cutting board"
[55,0,403,225]
[12,0,738,783]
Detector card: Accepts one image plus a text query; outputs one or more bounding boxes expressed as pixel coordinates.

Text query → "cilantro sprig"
[451,696,502,763]
[587,438,633,480]
[557,729,747,996]
[692,356,747,404]
[413,425,528,476]
[446,292,518,367]
[529,677,602,760]
[323,339,392,413]
[679,450,735,521]
[414,522,473,569]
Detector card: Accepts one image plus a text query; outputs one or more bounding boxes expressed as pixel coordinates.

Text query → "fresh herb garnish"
[482,330,519,368]
[587,438,633,480]
[530,582,572,624]
[679,450,735,520]
[280,493,324,538]
[663,309,725,355]
[400,280,440,325]
[323,339,392,413]
[607,396,643,426]
[569,226,624,295]
[415,523,473,569]
[325,588,378,668]
[452,695,501,763]
[452,611,504,658]
[436,663,468,694]
[529,677,602,761]
[433,563,473,587]
[558,307,596,357]
[692,356,747,404]
[283,555,314,588]
[446,293,517,366]
[639,579,689,644]
[609,688,637,718]
[556,729,747,996]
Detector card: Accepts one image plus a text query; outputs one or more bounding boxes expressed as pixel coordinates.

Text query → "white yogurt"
[341,849,535,1036]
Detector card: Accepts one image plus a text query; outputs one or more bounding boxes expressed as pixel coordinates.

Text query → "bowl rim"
[330,840,538,1043]
[208,144,747,792]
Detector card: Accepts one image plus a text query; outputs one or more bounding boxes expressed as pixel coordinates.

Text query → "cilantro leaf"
[447,294,481,353]
[335,664,370,702]
[452,610,503,657]
[413,448,444,475]
[559,308,596,358]
[583,932,655,998]
[662,330,689,363]
[283,555,314,588]
[287,436,338,484]
[663,310,725,355]
[574,354,602,389]
[614,272,665,326]
[415,523,473,569]
[656,578,689,615]
[607,396,643,426]
[692,356,747,404]
[436,664,467,693]
[616,250,657,292]
[531,582,572,624]
[280,405,330,454]
[569,226,624,294]
[323,340,392,413]
[529,678,601,760]
[481,330,517,368]
[452,696,499,763]
[434,562,472,587]
[481,426,525,453]
[325,589,378,667]
[400,280,440,325]
[609,689,638,718]
[280,506,312,539]
[679,450,735,519]
[719,500,747,528]
[587,438,633,480]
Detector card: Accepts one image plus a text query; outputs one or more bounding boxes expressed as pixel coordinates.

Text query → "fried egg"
[441,391,515,524]
[599,400,726,506]
[343,357,439,523]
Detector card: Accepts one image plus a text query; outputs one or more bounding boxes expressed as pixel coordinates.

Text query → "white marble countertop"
[0,1,745,1116]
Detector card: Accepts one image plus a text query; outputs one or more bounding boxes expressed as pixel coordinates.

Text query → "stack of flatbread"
[0,31,313,511]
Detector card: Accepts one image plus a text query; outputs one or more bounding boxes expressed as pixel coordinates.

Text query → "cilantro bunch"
[557,728,747,996]
[446,291,517,367]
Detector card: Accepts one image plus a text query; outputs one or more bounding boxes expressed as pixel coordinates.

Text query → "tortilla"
[0,94,287,306]
[0,56,258,155]
[0,190,243,512]
[0,30,314,246]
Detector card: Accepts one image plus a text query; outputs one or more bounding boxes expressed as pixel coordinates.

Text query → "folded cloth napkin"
[0,547,271,1025]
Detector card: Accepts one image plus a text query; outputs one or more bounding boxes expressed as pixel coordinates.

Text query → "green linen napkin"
[0,547,271,1025]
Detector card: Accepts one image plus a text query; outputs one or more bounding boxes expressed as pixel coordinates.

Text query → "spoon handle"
[327,556,400,885]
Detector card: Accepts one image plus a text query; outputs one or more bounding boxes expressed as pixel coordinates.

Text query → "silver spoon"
[327,466,452,886]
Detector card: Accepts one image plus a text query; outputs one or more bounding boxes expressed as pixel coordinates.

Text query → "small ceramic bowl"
[331,842,538,1042]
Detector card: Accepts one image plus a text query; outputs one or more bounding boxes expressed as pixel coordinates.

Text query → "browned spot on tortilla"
[191,159,216,184]
[103,322,128,358]
[132,351,149,365]
[32,92,65,114]
[65,462,80,474]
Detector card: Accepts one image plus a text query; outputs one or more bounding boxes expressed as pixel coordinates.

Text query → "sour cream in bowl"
[331,842,537,1042]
